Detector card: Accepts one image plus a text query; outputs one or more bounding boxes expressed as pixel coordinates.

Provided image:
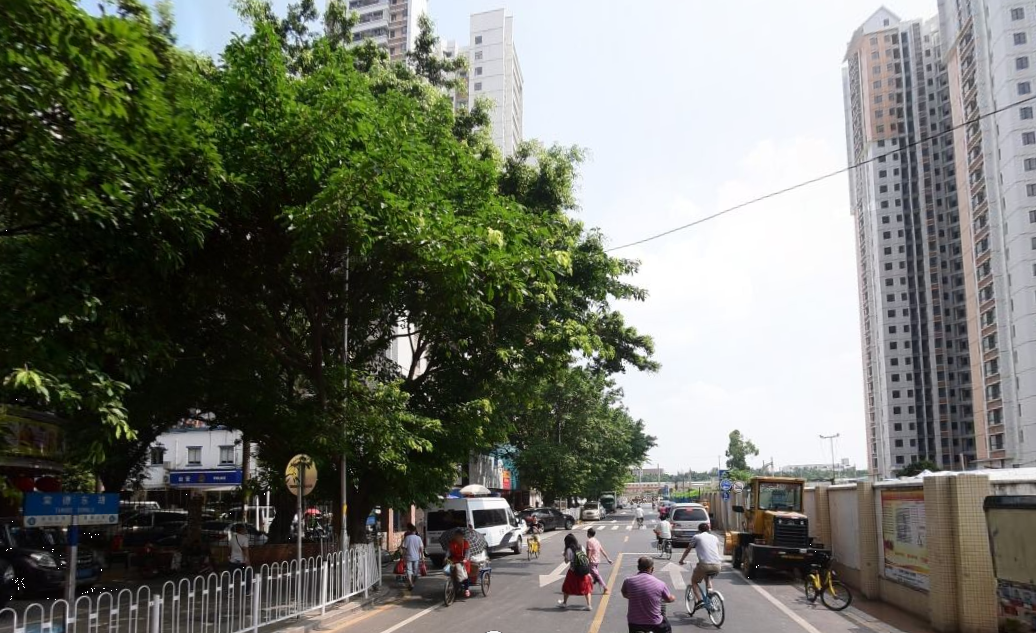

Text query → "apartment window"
[474,51,483,60]
[1016,32,1028,45]
[1019,56,1031,70]
[1027,183,1036,197]
[895,440,904,448]
[875,94,884,104]
[474,35,482,44]
[872,50,880,60]
[219,445,235,465]
[1024,107,1035,119]
[1020,82,1032,95]
[1025,132,1036,145]
[474,82,482,91]
[1026,158,1036,171]
[187,446,202,466]
[149,446,165,465]
[1030,209,1036,222]
[873,80,882,89]
[1031,236,1036,249]
[1013,7,1025,20]
[474,67,483,76]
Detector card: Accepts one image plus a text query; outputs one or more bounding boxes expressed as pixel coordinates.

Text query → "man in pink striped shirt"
[621,557,675,633]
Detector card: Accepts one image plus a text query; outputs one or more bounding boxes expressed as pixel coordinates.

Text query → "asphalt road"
[334,504,898,633]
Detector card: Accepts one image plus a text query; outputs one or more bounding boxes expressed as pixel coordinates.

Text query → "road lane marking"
[625,525,632,531]
[587,552,626,633]
[623,536,629,542]
[747,579,825,633]
[611,526,619,531]
[377,603,439,633]
[539,561,569,587]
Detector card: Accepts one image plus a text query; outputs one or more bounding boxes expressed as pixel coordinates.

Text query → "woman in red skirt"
[558,533,594,610]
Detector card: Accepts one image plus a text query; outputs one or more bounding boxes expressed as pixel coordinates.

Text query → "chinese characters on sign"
[23,493,120,527]
[880,487,928,591]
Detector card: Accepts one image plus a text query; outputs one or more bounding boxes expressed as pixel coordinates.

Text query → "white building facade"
[844,9,976,478]
[465,9,523,156]
[346,0,428,62]
[142,425,251,491]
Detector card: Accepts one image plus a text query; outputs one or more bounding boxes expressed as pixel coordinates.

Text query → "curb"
[263,581,406,633]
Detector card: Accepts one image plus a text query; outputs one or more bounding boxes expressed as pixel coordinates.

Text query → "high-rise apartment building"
[939,0,1036,468]
[346,0,427,62]
[465,9,523,156]
[844,9,976,478]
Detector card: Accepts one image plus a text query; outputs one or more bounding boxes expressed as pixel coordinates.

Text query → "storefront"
[0,406,68,515]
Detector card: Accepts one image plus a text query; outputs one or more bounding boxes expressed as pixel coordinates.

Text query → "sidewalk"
[844,597,938,633]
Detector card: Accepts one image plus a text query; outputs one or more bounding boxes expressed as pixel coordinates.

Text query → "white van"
[423,497,524,564]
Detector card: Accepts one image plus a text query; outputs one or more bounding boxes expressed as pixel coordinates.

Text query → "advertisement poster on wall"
[881,487,929,591]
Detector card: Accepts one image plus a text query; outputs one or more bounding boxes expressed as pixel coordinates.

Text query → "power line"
[606,93,1036,252]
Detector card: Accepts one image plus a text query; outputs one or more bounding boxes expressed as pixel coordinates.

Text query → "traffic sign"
[23,493,119,527]
[721,491,731,501]
[720,479,733,492]
[732,481,745,493]
[718,469,729,480]
[286,454,317,496]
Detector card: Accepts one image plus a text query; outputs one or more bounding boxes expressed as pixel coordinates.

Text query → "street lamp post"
[819,433,840,484]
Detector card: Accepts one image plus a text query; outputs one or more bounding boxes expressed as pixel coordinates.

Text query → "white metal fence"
[0,544,381,633]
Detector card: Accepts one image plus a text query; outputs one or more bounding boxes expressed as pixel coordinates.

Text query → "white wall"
[142,427,245,490]
[830,487,862,569]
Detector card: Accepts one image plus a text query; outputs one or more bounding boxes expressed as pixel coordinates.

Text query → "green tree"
[725,430,759,471]
[0,0,220,461]
[895,460,940,477]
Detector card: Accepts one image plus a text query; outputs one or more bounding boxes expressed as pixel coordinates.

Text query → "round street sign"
[286,454,317,496]
[720,479,733,492]
[732,481,745,493]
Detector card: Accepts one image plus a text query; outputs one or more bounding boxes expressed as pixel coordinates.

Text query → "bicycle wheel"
[706,591,725,628]
[821,580,852,611]
[685,585,695,615]
[804,575,818,603]
[533,545,539,559]
[527,545,532,561]
[663,541,672,560]
[481,570,492,596]
[443,579,455,606]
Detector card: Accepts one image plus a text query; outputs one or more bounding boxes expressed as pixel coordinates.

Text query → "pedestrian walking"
[585,528,613,594]
[401,523,424,589]
[558,533,594,611]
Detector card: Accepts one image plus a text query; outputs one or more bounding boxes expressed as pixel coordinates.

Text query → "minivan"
[423,497,524,565]
[669,503,711,546]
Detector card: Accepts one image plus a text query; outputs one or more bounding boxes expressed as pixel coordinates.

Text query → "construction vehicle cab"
[725,476,828,578]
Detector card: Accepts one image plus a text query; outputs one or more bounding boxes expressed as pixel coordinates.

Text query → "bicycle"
[630,603,672,633]
[442,560,492,606]
[685,569,725,628]
[803,556,852,611]
[654,538,673,560]
[527,535,540,560]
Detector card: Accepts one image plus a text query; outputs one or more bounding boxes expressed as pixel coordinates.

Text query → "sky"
[165,0,941,474]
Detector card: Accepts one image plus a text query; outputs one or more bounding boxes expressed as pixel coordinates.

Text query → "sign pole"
[296,464,302,605]
[65,515,78,607]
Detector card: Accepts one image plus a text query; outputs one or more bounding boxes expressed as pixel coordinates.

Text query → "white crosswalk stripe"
[626,525,632,531]
[611,525,619,530]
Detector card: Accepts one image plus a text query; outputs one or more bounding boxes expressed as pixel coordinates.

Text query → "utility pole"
[341,250,350,553]
[819,434,840,484]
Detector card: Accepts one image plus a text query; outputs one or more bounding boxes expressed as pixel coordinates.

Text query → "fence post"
[363,546,370,599]
[320,559,329,615]
[149,597,162,633]
[251,574,262,633]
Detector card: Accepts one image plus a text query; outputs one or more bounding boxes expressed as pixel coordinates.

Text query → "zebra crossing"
[575,519,655,532]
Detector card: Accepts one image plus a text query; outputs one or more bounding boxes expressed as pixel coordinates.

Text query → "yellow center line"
[588,552,625,633]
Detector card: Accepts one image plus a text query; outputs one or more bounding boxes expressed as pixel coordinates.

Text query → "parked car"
[120,510,190,547]
[0,559,15,608]
[669,503,712,546]
[201,521,268,547]
[581,502,604,521]
[517,507,575,532]
[0,520,103,596]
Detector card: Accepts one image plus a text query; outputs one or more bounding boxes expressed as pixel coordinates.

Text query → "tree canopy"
[0,0,658,541]
[725,430,759,471]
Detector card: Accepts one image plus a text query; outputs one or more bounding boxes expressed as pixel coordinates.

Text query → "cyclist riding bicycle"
[635,505,645,528]
[678,523,722,610]
[622,556,675,633]
[654,517,672,549]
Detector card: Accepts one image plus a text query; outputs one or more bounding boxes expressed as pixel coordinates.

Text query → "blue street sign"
[720,479,733,492]
[23,493,119,527]
[169,469,243,488]
[718,469,728,480]
[721,491,731,501]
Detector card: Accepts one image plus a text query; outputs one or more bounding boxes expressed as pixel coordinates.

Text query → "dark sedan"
[518,507,575,532]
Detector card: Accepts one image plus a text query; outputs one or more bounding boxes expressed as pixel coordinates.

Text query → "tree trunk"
[267,486,300,543]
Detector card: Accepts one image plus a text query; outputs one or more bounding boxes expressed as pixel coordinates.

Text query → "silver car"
[581,502,603,521]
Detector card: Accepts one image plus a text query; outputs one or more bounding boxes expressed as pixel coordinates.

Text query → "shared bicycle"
[685,570,725,628]
[527,535,540,560]
[804,555,852,610]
